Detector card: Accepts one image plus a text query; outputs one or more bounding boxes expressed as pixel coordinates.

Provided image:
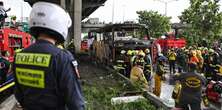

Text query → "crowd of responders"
[111,45,222,92]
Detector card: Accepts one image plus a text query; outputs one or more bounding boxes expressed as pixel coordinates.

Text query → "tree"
[137,10,171,38]
[179,0,222,44]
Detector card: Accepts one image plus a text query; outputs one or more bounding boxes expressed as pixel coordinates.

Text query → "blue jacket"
[14,40,84,110]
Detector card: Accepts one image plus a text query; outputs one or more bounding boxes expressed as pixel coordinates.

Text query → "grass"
[82,72,157,110]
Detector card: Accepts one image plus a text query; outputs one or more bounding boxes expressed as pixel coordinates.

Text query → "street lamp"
[155,0,178,16]
[112,0,115,23]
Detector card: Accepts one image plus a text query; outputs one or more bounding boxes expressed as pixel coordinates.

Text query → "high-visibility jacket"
[168,52,176,61]
[130,66,148,89]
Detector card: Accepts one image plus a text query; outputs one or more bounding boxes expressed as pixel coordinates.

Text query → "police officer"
[174,63,206,110]
[14,2,84,110]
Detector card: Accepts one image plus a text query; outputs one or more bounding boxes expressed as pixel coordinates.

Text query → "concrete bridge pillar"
[60,0,66,9]
[73,0,82,53]
[61,0,82,53]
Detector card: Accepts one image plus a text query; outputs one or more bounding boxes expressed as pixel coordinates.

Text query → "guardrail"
[105,66,173,110]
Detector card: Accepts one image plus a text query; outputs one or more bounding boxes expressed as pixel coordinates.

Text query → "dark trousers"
[0,72,6,85]
[178,65,183,73]
[125,63,131,78]
[169,60,176,74]
[177,101,201,110]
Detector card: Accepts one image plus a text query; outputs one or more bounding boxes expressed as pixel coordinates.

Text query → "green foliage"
[113,99,156,110]
[137,10,171,38]
[83,73,157,110]
[179,0,222,44]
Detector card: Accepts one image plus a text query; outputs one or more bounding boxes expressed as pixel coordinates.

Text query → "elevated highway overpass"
[24,0,107,52]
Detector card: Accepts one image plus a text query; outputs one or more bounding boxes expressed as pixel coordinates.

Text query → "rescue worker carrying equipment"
[153,56,166,97]
[174,63,206,110]
[14,2,84,110]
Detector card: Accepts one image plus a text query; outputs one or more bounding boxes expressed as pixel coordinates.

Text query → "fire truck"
[0,28,31,62]
[0,27,32,93]
[0,1,32,95]
[156,33,186,52]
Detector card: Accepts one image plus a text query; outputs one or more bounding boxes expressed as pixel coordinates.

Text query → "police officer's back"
[174,63,206,110]
[13,2,84,110]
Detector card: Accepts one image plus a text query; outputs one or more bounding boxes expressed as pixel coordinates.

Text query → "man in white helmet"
[13,2,84,110]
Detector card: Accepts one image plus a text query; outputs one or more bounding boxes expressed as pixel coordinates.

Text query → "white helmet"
[120,50,126,54]
[29,2,72,43]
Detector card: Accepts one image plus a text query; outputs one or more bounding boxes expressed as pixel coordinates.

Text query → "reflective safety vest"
[130,66,148,88]
[168,52,176,61]
[130,56,136,66]
[15,53,51,88]
[172,82,182,103]
[115,60,125,70]
[156,64,164,76]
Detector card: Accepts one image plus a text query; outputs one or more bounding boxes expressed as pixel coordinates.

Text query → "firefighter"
[125,50,133,78]
[202,48,209,74]
[172,74,182,107]
[189,50,199,65]
[176,48,186,73]
[174,63,206,110]
[115,50,127,76]
[168,48,177,74]
[130,56,148,90]
[130,50,137,67]
[134,50,145,69]
[215,63,222,81]
[207,49,219,81]
[144,48,152,82]
[153,55,166,97]
[196,50,204,73]
[13,2,84,110]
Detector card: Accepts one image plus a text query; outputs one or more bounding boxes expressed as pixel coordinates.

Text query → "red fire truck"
[0,28,32,93]
[156,34,186,51]
[151,33,186,64]
[0,28,31,62]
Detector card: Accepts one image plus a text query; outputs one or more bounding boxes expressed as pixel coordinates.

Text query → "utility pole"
[112,0,115,23]
[21,2,23,22]
[122,4,125,23]
[155,0,178,16]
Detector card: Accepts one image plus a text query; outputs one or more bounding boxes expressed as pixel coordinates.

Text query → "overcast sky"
[2,0,222,23]
[2,0,31,21]
[87,0,222,23]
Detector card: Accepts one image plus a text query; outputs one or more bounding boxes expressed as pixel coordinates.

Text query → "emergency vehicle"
[89,23,152,65]
[0,27,32,93]
[155,33,186,52]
